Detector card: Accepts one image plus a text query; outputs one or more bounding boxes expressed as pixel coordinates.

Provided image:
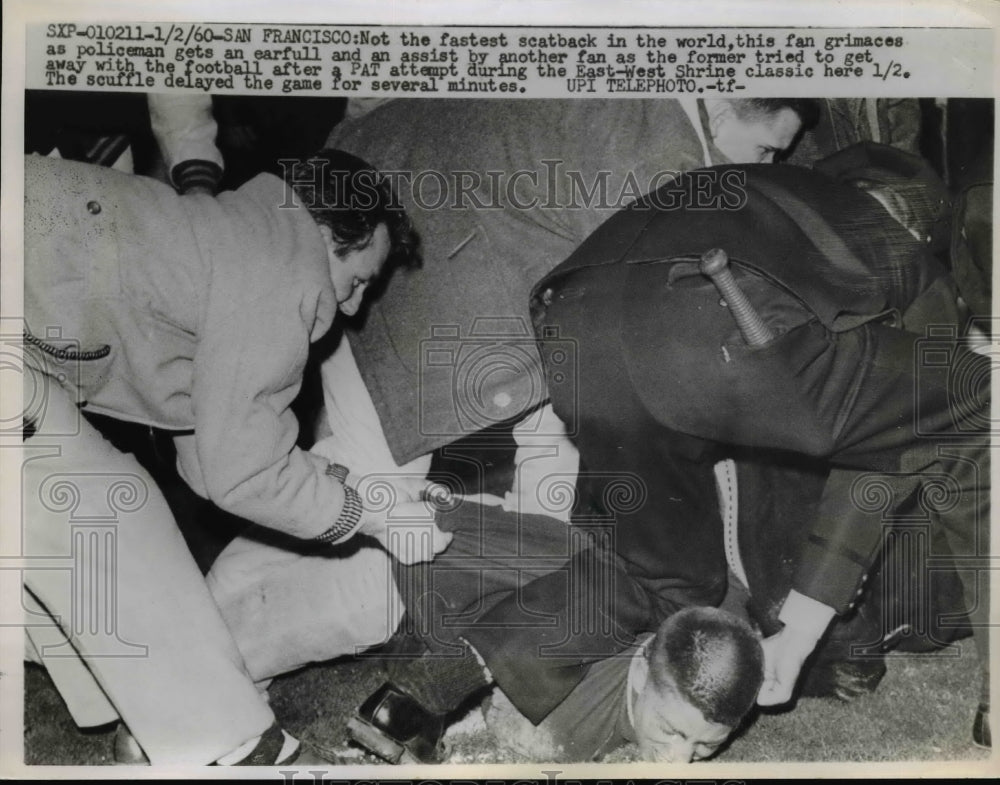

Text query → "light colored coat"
[328,98,713,464]
[24,154,348,539]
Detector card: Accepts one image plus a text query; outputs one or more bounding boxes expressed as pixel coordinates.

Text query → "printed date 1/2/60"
[46,24,252,45]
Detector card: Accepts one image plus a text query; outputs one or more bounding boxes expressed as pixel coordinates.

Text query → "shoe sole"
[346,716,407,763]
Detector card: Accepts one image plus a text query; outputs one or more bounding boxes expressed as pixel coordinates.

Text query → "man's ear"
[316,223,337,259]
[706,99,733,138]
[316,223,333,246]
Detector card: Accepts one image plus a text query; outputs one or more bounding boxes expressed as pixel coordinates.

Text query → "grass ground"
[22,640,994,772]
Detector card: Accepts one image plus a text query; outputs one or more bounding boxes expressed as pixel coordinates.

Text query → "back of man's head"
[734,97,821,130]
[647,606,764,728]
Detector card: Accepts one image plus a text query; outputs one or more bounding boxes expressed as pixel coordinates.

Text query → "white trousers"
[21,366,272,765]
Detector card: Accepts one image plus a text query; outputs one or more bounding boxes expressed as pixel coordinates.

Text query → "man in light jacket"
[19,149,449,765]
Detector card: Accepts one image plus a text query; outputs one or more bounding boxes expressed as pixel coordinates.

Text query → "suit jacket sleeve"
[790,467,887,613]
[792,272,970,614]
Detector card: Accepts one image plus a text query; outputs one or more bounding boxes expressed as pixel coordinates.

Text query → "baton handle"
[700,248,776,347]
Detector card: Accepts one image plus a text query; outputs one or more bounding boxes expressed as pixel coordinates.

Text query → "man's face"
[326,222,390,316]
[712,105,802,164]
[633,677,733,762]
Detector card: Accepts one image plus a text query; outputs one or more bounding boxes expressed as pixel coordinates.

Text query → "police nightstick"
[699,247,775,347]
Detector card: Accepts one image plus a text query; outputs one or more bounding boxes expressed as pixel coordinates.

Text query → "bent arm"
[190,294,352,541]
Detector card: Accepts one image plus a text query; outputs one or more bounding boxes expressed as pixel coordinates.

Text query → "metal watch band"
[315,484,364,545]
[325,463,350,484]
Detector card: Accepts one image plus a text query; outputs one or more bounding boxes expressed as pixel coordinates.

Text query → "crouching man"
[19,150,450,765]
[346,160,989,760]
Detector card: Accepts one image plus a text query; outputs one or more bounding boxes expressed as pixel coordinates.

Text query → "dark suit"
[455,164,989,723]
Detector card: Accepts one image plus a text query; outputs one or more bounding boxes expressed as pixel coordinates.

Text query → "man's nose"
[340,283,367,316]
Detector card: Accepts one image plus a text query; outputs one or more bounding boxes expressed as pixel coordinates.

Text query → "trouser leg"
[207,534,403,682]
[23,591,118,729]
[385,501,577,715]
[21,371,273,765]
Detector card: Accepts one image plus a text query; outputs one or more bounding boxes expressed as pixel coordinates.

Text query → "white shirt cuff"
[778,590,836,641]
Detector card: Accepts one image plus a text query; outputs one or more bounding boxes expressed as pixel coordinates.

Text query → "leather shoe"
[973,702,991,748]
[347,682,445,764]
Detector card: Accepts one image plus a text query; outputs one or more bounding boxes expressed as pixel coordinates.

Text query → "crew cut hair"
[734,97,821,130]
[647,606,764,728]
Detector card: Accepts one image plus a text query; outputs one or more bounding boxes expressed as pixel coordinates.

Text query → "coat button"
[87,200,102,215]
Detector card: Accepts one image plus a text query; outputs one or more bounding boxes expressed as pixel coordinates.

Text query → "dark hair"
[734,98,821,131]
[285,148,419,268]
[646,606,764,728]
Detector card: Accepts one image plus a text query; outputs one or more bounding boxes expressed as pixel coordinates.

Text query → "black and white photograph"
[1,0,997,778]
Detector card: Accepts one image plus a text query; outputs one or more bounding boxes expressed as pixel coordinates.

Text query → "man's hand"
[758,590,836,706]
[357,499,453,565]
[352,472,452,506]
[757,625,822,706]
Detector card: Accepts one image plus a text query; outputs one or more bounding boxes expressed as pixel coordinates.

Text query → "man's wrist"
[315,482,364,545]
[778,590,836,642]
